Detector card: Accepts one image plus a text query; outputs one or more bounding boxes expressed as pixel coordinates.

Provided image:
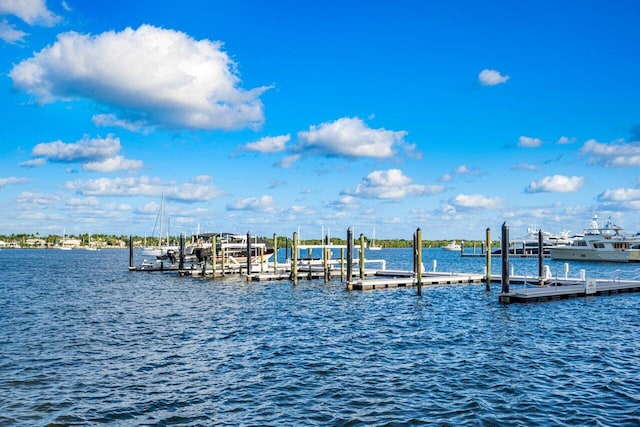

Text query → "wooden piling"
[179,233,185,271]
[340,247,345,282]
[500,222,510,302]
[323,235,329,283]
[416,228,423,296]
[485,228,491,291]
[128,235,134,270]
[359,233,365,280]
[346,227,353,288]
[273,233,278,274]
[211,235,217,278]
[246,231,252,276]
[538,229,544,284]
[292,231,298,285]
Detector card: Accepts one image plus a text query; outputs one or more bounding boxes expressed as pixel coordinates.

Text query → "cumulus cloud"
[597,187,640,210]
[556,136,576,145]
[0,176,30,187]
[29,134,142,172]
[92,113,148,133]
[32,134,121,162]
[241,135,290,153]
[296,117,408,158]
[9,25,269,131]
[478,69,510,86]
[0,0,60,26]
[449,193,503,210]
[0,18,26,43]
[525,175,584,193]
[227,195,278,213]
[82,155,143,172]
[275,154,301,168]
[64,175,224,202]
[344,169,444,200]
[518,136,543,148]
[581,139,640,167]
[20,158,46,167]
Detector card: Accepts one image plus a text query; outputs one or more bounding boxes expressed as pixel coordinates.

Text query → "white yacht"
[549,216,640,262]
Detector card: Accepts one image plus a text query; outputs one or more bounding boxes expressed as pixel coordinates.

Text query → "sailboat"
[369,227,382,250]
[58,228,72,250]
[141,194,178,257]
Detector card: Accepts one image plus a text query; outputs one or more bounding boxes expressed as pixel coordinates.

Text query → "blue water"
[1,248,639,425]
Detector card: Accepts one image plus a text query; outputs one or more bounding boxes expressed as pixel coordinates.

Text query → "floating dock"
[498,278,640,303]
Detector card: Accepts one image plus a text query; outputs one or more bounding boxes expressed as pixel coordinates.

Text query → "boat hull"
[550,247,640,263]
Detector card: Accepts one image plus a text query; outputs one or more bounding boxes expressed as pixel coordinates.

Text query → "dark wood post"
[501,222,510,299]
[128,235,134,270]
[246,231,252,276]
[346,227,353,287]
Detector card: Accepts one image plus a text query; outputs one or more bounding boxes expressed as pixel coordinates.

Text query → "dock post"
[500,222,510,302]
[273,233,278,274]
[292,231,298,285]
[246,231,252,277]
[346,227,353,289]
[128,235,134,270]
[260,246,264,273]
[359,233,365,280]
[211,235,217,278]
[416,228,423,296]
[340,248,345,282]
[485,228,491,291]
[460,240,464,256]
[538,229,544,284]
[179,233,185,271]
[323,234,329,283]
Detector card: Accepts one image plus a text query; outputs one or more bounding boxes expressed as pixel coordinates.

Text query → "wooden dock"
[498,278,640,303]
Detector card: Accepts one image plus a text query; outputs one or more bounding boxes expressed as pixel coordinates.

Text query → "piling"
[179,233,185,271]
[359,233,365,280]
[323,235,329,283]
[211,235,217,278]
[415,228,423,296]
[485,228,491,291]
[292,231,298,285]
[346,227,353,289]
[246,231,252,276]
[273,233,278,274]
[128,235,134,270]
[538,229,544,284]
[340,247,345,282]
[500,222,510,302]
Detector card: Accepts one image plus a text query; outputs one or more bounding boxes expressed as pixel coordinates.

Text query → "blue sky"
[1,0,639,240]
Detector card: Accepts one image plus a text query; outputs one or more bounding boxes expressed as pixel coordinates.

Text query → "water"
[1,248,639,425]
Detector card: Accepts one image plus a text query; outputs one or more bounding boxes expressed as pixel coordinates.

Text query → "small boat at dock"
[442,241,462,251]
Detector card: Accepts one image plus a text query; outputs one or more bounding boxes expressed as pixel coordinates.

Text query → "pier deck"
[498,278,640,303]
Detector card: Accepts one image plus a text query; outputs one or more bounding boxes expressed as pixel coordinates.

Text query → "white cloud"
[275,154,301,168]
[0,176,30,187]
[511,163,541,171]
[241,134,290,153]
[518,136,543,148]
[525,175,584,193]
[82,155,143,172]
[581,139,640,167]
[597,187,640,202]
[15,191,58,205]
[227,195,278,213]
[449,193,503,210]
[556,136,576,145]
[20,158,46,167]
[92,114,148,133]
[344,169,444,200]
[296,117,408,158]
[9,25,269,131]
[0,0,60,26]
[29,134,142,173]
[32,134,121,162]
[478,69,510,86]
[64,175,224,202]
[0,18,26,43]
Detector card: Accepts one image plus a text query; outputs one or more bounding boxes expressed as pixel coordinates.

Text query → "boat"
[57,228,73,250]
[141,194,179,257]
[442,240,462,251]
[549,216,640,262]
[187,232,274,267]
[369,228,382,250]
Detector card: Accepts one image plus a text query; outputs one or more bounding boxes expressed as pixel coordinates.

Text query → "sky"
[1,0,639,240]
